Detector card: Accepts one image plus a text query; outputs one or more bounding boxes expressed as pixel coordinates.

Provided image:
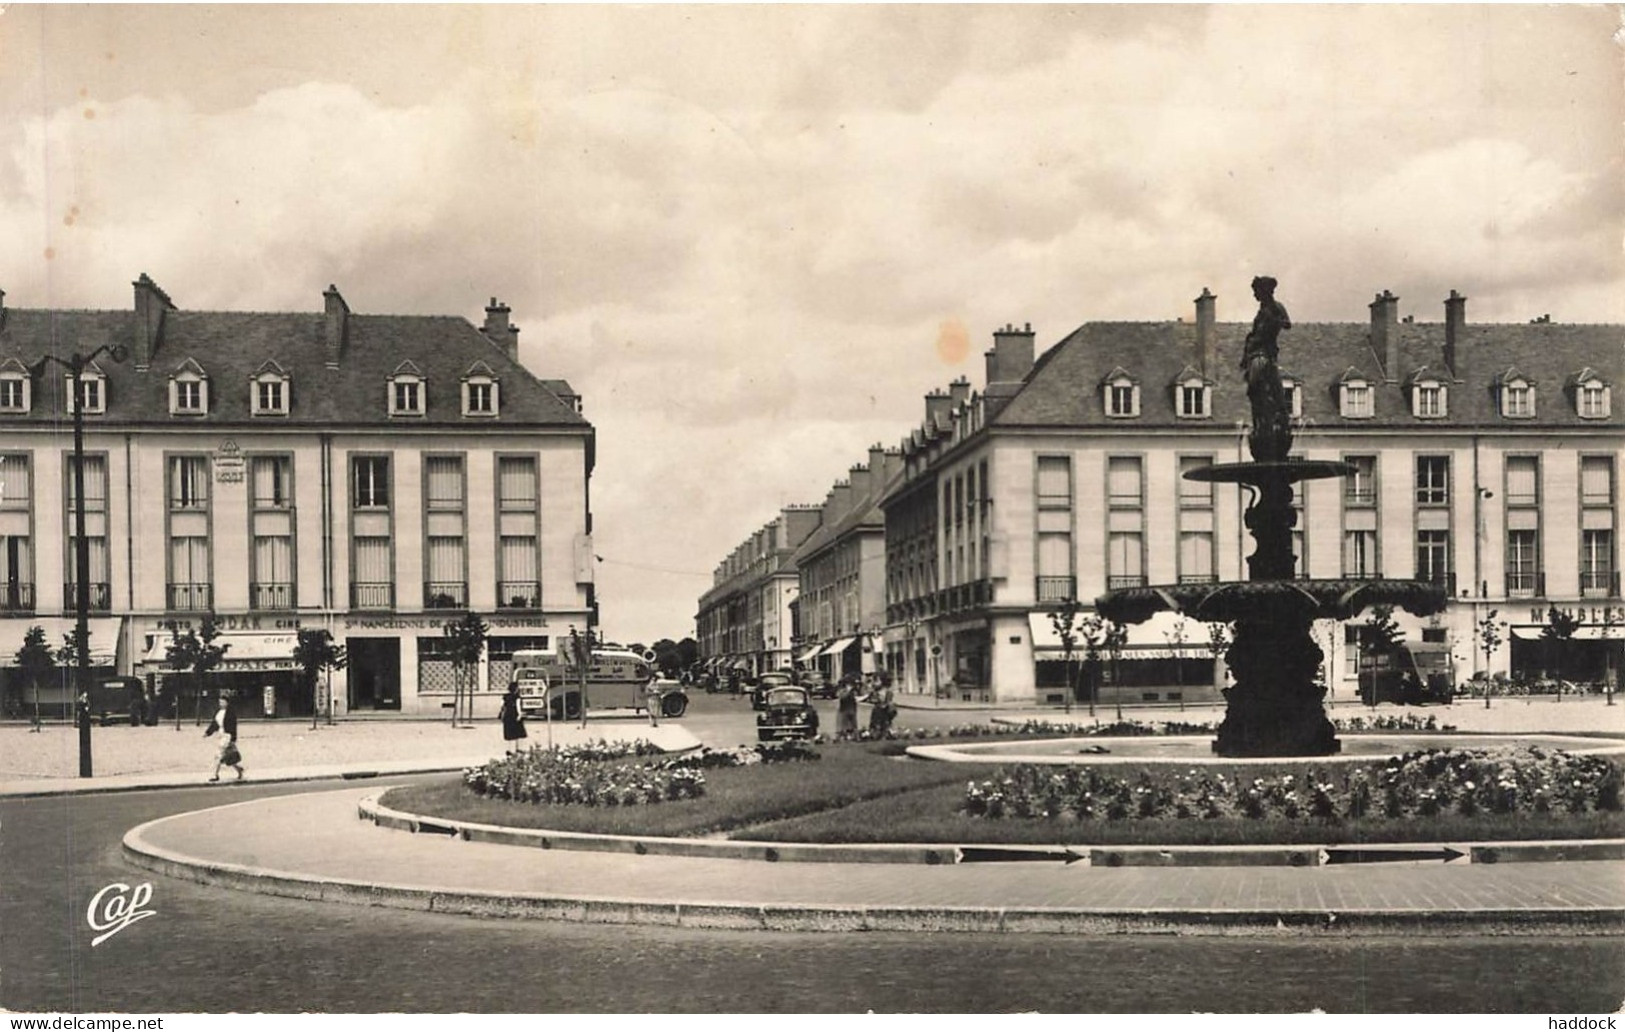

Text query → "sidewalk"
[123,785,1625,936]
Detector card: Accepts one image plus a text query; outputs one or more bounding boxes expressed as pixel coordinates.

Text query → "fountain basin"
[1098,577,1450,625]
[907,733,1625,766]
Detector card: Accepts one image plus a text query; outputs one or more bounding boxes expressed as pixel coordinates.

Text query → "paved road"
[5,779,1624,1013]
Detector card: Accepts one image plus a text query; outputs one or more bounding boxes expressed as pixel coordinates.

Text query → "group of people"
[834,673,896,740]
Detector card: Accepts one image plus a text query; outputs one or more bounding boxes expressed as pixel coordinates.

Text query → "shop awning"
[0,617,121,667]
[819,636,857,657]
[1511,626,1619,641]
[144,631,300,672]
[795,643,824,664]
[1027,612,1090,651]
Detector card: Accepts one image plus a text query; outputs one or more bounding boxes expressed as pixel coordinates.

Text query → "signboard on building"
[214,439,245,483]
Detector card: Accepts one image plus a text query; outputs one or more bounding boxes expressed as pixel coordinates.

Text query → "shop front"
[1508,604,1625,687]
[0,616,123,718]
[338,612,559,717]
[139,620,305,719]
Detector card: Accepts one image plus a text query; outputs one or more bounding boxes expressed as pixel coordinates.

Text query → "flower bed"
[962,747,1621,822]
[845,712,1452,744]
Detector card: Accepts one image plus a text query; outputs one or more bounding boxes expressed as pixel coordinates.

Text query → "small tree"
[1540,605,1581,701]
[1162,614,1191,712]
[16,625,55,731]
[1102,619,1129,721]
[293,628,348,729]
[1078,614,1106,719]
[1205,621,1232,700]
[163,614,230,726]
[1359,605,1404,707]
[1600,607,1620,706]
[443,611,489,727]
[1049,596,1083,715]
[1475,609,1506,709]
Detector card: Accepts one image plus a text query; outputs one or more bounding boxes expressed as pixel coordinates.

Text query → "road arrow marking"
[1320,846,1466,865]
[956,846,1086,865]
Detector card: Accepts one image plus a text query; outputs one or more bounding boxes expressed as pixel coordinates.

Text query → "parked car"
[756,686,819,741]
[752,671,794,710]
[798,670,835,699]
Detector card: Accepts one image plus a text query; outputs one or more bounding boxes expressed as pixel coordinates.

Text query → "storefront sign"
[149,614,302,633]
[1528,605,1625,626]
[214,439,245,483]
[342,614,549,631]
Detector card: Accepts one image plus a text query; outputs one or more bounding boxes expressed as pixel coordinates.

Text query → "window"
[1346,456,1377,505]
[424,456,466,608]
[250,456,294,610]
[354,457,390,508]
[1280,377,1303,418]
[1103,377,1139,417]
[1581,530,1614,597]
[352,536,392,608]
[1178,530,1214,584]
[1415,456,1449,506]
[388,365,426,417]
[254,378,288,415]
[252,456,291,510]
[497,456,540,609]
[1582,457,1614,508]
[1505,456,1538,507]
[425,456,464,511]
[1507,530,1540,596]
[1107,531,1143,588]
[1344,529,1377,578]
[1500,379,1535,418]
[1178,455,1212,507]
[1107,456,1142,507]
[1413,382,1446,418]
[462,374,499,417]
[1177,382,1209,418]
[1416,530,1450,589]
[68,374,105,415]
[1036,456,1072,508]
[1178,454,1214,583]
[1035,456,1073,600]
[1340,381,1372,418]
[169,456,210,510]
[0,455,29,510]
[170,376,206,415]
[0,376,27,413]
[1578,382,1611,419]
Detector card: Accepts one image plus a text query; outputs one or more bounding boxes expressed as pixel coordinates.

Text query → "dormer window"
[1172,367,1212,419]
[168,360,209,417]
[0,360,31,414]
[461,362,500,418]
[1102,369,1140,418]
[388,362,426,417]
[1411,377,1447,419]
[1497,370,1536,418]
[1572,370,1611,419]
[1280,376,1303,419]
[1339,376,1373,418]
[66,368,106,415]
[250,362,290,417]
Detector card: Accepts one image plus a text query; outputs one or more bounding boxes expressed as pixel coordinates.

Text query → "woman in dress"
[500,683,528,753]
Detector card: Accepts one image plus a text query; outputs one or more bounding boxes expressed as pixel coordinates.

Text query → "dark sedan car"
[756,686,819,741]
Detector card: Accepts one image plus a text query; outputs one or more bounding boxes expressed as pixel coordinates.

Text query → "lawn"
[379,737,1625,846]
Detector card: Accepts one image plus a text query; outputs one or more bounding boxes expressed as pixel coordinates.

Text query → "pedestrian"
[499,683,528,753]
[204,692,244,782]
[867,676,897,737]
[836,678,859,739]
[643,675,663,728]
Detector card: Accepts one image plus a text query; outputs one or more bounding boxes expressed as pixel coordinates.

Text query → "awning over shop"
[0,617,121,667]
[1027,612,1089,651]
[1511,626,1620,641]
[143,631,300,672]
[795,644,824,664]
[819,636,857,657]
[1025,612,1210,657]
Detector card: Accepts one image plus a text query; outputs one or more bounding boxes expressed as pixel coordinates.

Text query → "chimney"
[827,480,853,520]
[0,287,6,333]
[948,375,971,405]
[1443,290,1467,377]
[1194,288,1216,373]
[848,462,872,502]
[131,273,174,372]
[868,443,888,483]
[1369,290,1400,380]
[924,389,954,430]
[323,284,349,370]
[482,297,519,362]
[985,322,1036,385]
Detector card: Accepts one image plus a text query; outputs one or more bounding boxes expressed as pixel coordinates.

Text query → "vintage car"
[756,685,819,741]
[750,670,795,710]
[797,669,835,699]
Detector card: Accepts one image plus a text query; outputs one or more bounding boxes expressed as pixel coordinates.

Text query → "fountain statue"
[1097,278,1447,756]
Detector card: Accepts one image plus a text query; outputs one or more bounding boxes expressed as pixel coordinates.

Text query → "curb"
[118,825,1625,937]
[357,793,1625,868]
[0,764,474,800]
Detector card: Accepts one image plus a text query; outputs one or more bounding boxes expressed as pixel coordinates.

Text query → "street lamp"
[30,342,128,778]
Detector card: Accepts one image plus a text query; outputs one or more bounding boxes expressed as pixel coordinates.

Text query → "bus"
[512,646,688,720]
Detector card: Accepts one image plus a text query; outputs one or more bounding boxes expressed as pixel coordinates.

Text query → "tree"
[1078,614,1106,719]
[1048,595,1084,715]
[1205,622,1232,699]
[1162,614,1191,712]
[443,611,489,727]
[163,614,230,727]
[1475,609,1506,709]
[1600,607,1621,706]
[15,625,56,732]
[1540,605,1581,701]
[293,628,348,729]
[1102,618,1129,721]
[1358,605,1404,707]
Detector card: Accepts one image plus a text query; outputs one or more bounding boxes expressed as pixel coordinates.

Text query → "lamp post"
[30,343,128,776]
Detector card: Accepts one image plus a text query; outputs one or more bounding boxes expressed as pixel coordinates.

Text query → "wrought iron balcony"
[498,581,541,609]
[1107,575,1147,590]
[1177,573,1217,585]
[250,582,294,610]
[1035,576,1076,603]
[0,582,34,612]
[351,582,394,610]
[1505,571,1545,598]
[424,582,467,609]
[1581,570,1621,599]
[1419,569,1457,596]
[64,582,111,612]
[167,582,212,611]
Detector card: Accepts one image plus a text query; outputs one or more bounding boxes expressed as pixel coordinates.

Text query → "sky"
[0,4,1620,645]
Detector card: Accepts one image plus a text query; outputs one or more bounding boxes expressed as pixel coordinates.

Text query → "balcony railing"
[352,582,394,610]
[1177,573,1217,585]
[1035,576,1076,603]
[1581,570,1621,599]
[167,582,213,611]
[1506,571,1545,598]
[251,582,294,610]
[1344,487,1376,506]
[498,581,541,609]
[1107,574,1147,589]
[1419,569,1457,596]
[63,582,111,612]
[424,582,467,609]
[0,582,34,612]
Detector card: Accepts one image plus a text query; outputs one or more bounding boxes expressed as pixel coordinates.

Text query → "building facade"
[695,507,819,676]
[0,276,594,717]
[881,293,1621,706]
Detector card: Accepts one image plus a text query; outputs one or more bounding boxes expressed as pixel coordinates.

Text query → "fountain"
[1097,277,1448,757]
